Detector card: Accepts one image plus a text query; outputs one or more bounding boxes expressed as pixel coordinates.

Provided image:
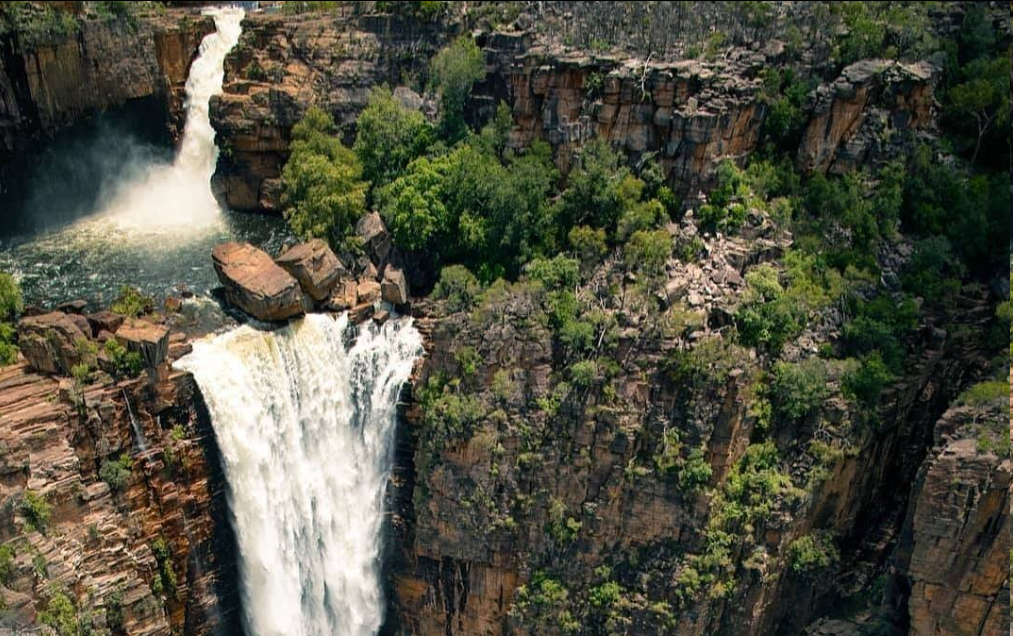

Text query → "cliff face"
[0,333,239,635]
[0,11,214,156]
[210,11,452,211]
[210,13,938,211]
[384,215,1004,636]
[892,401,1010,636]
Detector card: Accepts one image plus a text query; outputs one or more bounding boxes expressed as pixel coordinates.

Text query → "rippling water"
[0,211,289,308]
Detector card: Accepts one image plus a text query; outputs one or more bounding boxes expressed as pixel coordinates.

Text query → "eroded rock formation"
[0,324,239,635]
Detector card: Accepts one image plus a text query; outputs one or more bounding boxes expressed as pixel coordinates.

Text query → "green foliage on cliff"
[354,87,434,192]
[110,285,151,318]
[510,571,581,634]
[430,36,485,141]
[0,2,79,51]
[378,130,557,278]
[282,107,368,249]
[787,532,839,573]
[0,272,21,366]
[432,265,482,312]
[99,454,133,493]
[20,490,51,534]
[770,358,830,420]
[104,338,144,379]
[0,544,15,585]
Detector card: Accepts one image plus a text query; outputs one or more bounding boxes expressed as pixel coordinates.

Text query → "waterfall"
[97,7,244,233]
[175,314,423,636]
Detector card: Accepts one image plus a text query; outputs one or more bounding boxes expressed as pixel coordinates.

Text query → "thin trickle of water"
[95,6,244,234]
[175,314,423,636]
[123,388,148,454]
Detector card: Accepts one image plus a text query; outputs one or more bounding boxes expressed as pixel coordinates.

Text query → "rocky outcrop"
[210,13,939,211]
[796,59,938,174]
[386,206,998,636]
[0,9,214,156]
[210,12,451,211]
[117,319,171,368]
[211,242,306,321]
[275,238,345,301]
[892,401,1009,636]
[0,333,239,635]
[17,311,91,374]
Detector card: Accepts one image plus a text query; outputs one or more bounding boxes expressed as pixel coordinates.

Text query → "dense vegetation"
[279,4,1013,631]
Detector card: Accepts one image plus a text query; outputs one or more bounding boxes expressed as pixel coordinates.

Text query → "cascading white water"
[97,7,244,233]
[175,314,423,636]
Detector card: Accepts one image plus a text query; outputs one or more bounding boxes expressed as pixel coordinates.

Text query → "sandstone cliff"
[384,214,1006,636]
[0,10,214,156]
[0,320,239,635]
[210,11,938,212]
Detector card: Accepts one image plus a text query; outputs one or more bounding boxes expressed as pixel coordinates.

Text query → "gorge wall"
[209,11,938,213]
[384,213,1008,636]
[0,10,214,157]
[0,311,240,635]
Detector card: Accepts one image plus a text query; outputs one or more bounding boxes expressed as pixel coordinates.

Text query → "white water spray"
[176,314,423,636]
[97,7,244,234]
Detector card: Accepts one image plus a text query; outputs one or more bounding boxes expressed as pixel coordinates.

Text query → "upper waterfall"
[175,314,423,636]
[97,7,244,233]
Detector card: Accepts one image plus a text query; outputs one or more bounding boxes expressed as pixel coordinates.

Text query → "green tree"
[556,140,641,240]
[946,56,1009,165]
[353,86,433,191]
[282,107,367,247]
[430,36,485,141]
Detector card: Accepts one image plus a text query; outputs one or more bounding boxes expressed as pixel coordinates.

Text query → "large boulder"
[116,319,170,368]
[356,211,392,265]
[212,242,305,321]
[17,312,90,374]
[275,239,345,301]
[381,265,409,305]
[86,311,124,338]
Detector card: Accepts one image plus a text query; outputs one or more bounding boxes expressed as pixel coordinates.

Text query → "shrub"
[429,36,485,140]
[842,351,895,413]
[568,225,608,268]
[38,590,80,636]
[0,272,22,322]
[282,107,368,247]
[770,358,830,420]
[21,490,51,533]
[353,86,434,190]
[787,532,839,573]
[104,338,144,379]
[547,498,581,544]
[100,454,133,493]
[433,265,481,312]
[568,359,599,388]
[0,322,19,366]
[624,229,672,282]
[0,544,15,584]
[735,265,804,353]
[110,285,150,318]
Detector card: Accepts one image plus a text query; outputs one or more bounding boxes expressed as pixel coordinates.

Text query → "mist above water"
[0,6,291,309]
[97,6,244,235]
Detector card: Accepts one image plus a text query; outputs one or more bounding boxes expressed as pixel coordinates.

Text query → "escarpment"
[210,13,939,212]
[0,308,240,635]
[385,214,1007,636]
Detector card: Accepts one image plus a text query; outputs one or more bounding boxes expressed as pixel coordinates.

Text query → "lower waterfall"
[175,314,423,636]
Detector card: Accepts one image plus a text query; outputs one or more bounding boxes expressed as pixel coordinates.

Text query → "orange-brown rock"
[117,319,171,367]
[0,357,238,635]
[275,239,346,301]
[212,242,305,321]
[16,311,90,374]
